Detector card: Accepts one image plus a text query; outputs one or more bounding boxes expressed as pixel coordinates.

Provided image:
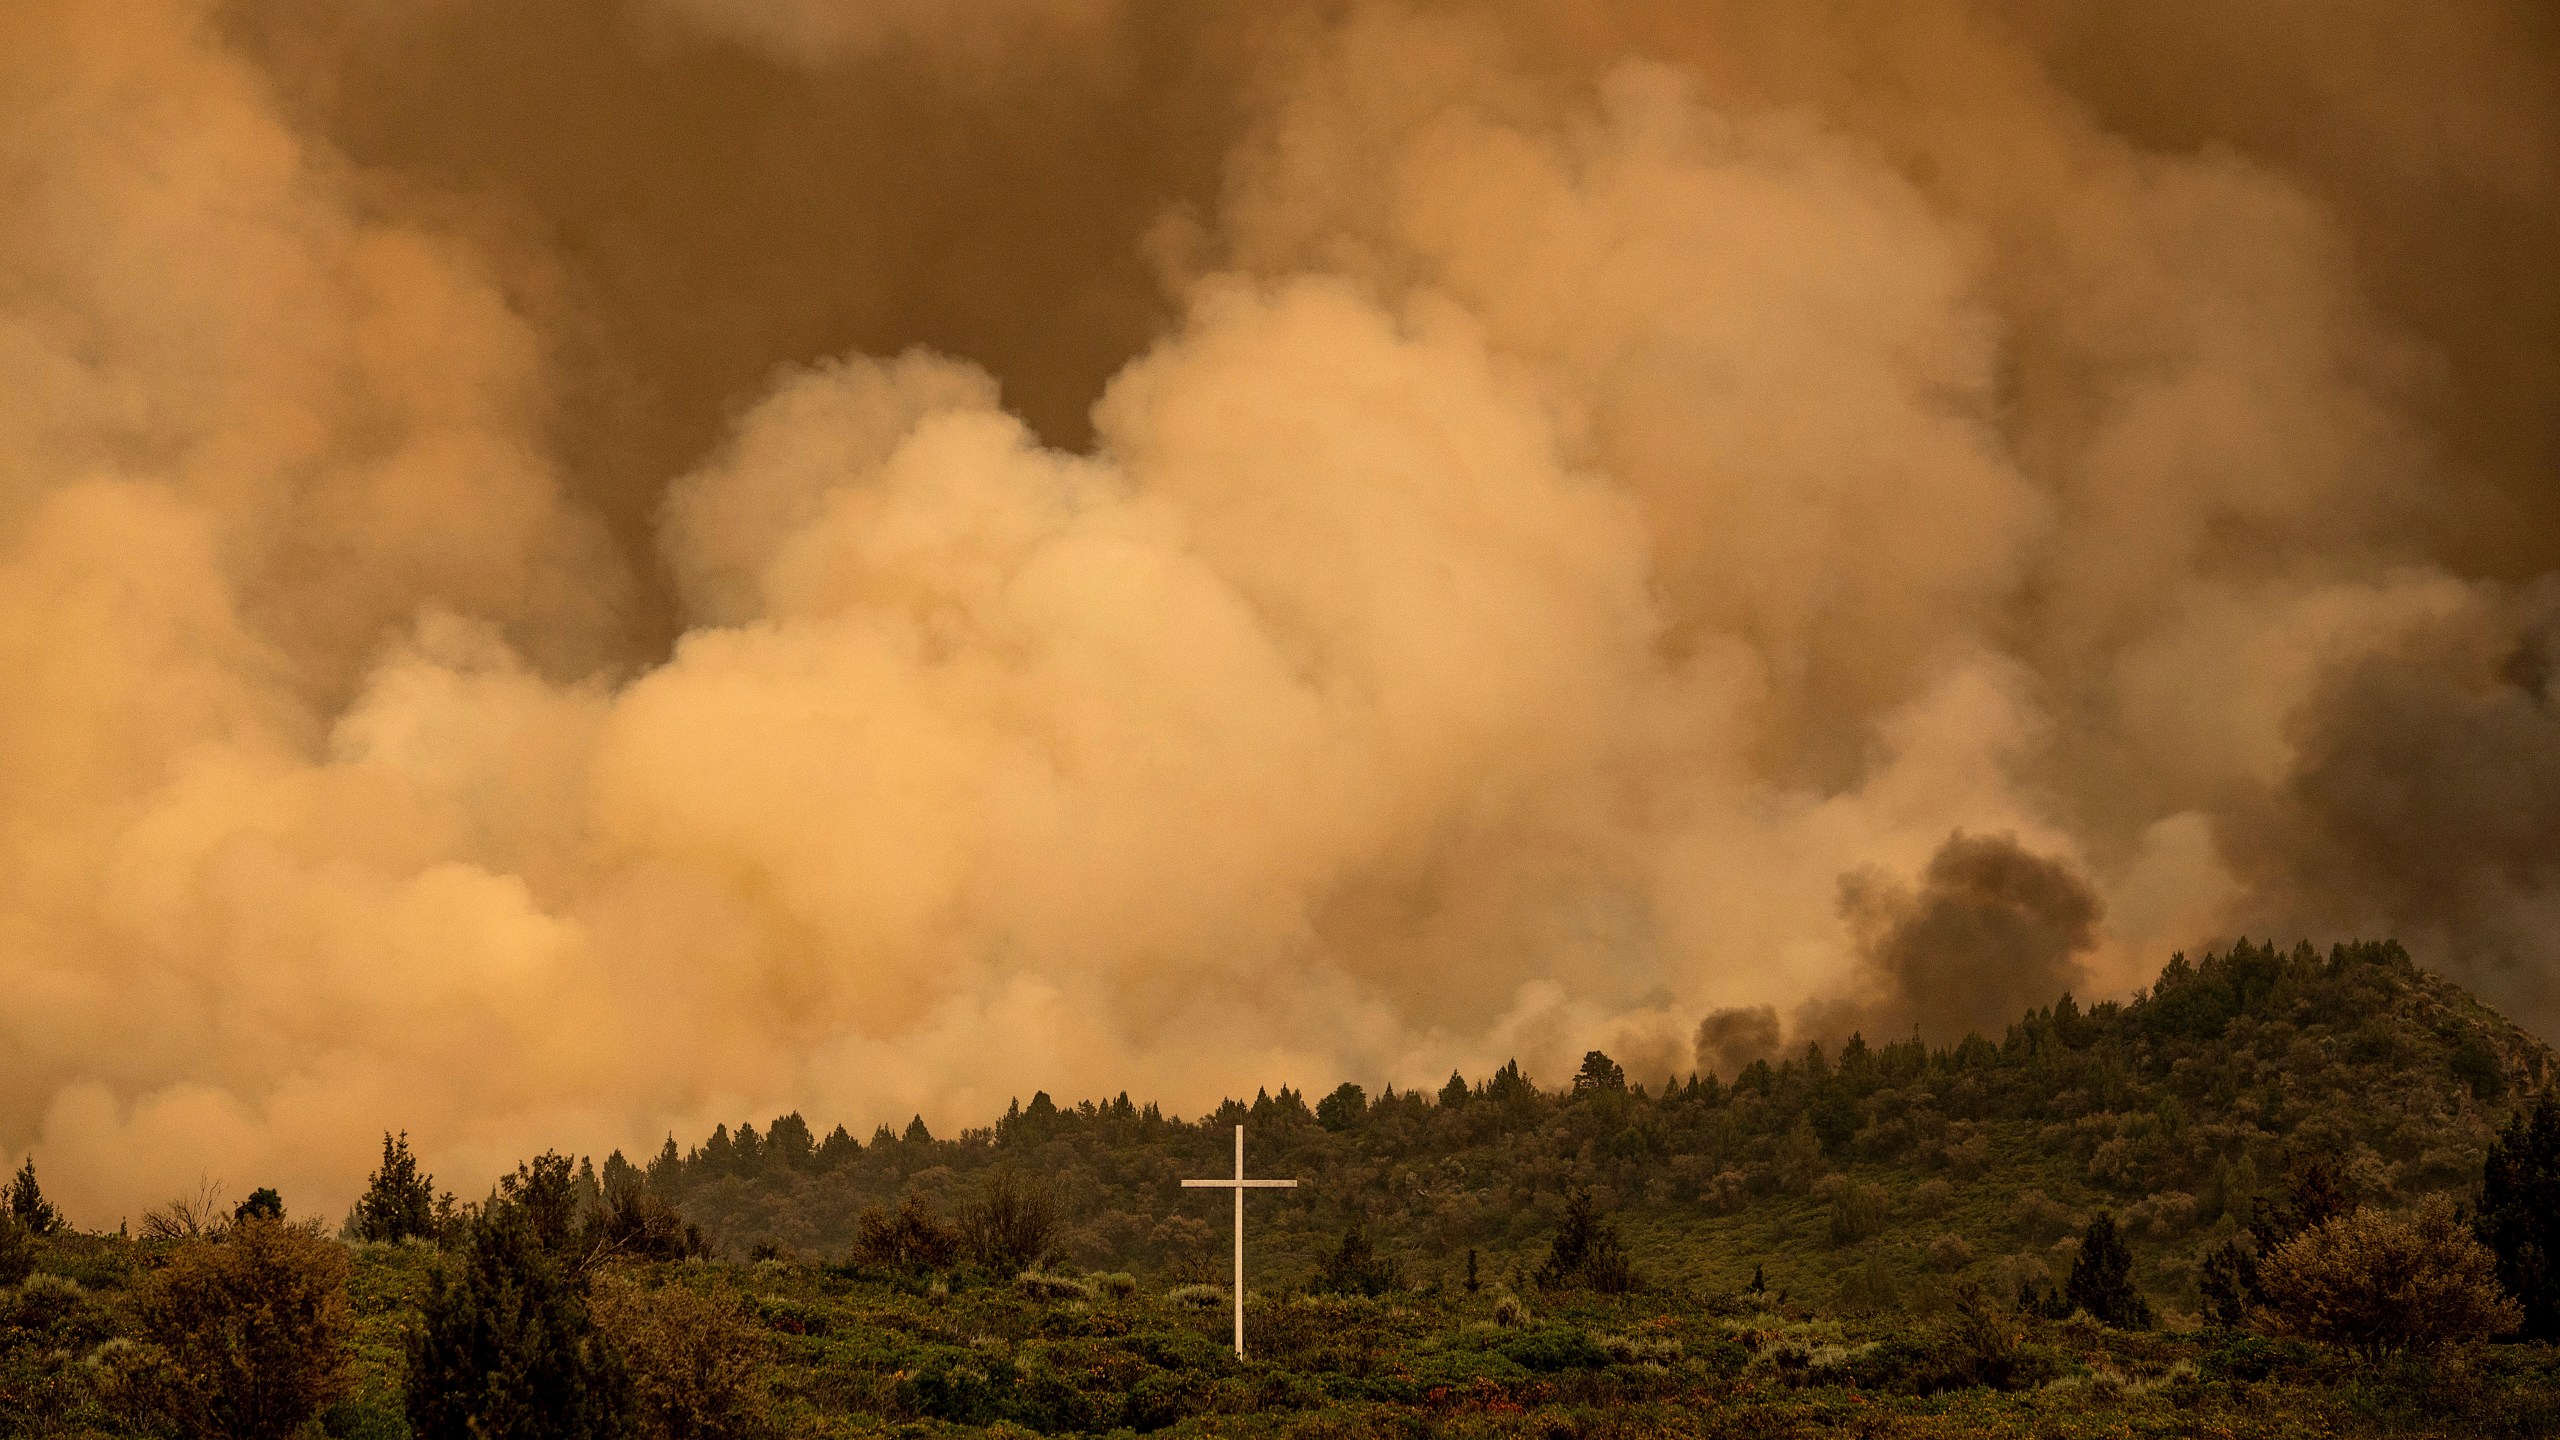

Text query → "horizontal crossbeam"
[1181,1179,1298,1188]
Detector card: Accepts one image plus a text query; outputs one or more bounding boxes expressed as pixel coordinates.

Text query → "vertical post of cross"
[1181,1122,1299,1358]
[1231,1123,1245,1354]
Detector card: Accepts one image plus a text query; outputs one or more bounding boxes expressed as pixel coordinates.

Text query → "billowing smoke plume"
[2222,586,2560,1031]
[1815,832,2104,1046]
[2,0,2554,1222]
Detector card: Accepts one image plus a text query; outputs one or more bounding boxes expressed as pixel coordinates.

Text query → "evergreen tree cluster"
[2478,1093,2560,1339]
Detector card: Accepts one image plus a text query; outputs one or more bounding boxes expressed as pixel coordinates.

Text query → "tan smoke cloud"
[2,0,2554,1223]
[644,0,1123,65]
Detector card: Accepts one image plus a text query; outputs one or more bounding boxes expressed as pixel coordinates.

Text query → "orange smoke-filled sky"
[2,0,2555,1224]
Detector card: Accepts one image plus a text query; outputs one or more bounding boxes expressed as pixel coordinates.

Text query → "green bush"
[1836,1283,2053,1394]
[1015,1267,1095,1301]
[2257,1198,2521,1359]
[405,1199,629,1439]
[2198,1331,2317,1383]
[590,1274,773,1440]
[112,1219,355,1440]
[1498,1324,1610,1371]
[899,1349,1006,1426]
[1120,1367,1203,1431]
[1827,1181,1889,1245]
[0,1210,32,1288]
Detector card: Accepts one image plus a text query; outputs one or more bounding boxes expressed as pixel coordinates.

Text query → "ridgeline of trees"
[640,941,2546,1300]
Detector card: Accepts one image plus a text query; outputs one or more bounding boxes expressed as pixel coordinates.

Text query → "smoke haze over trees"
[1,0,2557,1220]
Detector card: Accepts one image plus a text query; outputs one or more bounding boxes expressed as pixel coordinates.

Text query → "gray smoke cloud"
[2222,586,2560,1031]
[0,0,2553,1222]
[1809,832,2105,1046]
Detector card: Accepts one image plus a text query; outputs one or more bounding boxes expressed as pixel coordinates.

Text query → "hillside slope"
[646,939,2553,1317]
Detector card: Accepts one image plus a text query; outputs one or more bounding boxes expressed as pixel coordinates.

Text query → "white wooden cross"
[1181,1122,1298,1357]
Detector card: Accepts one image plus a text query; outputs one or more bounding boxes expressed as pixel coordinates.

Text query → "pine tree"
[1316,1083,1367,1132]
[1571,1051,1626,1095]
[6,1157,61,1236]
[1317,1214,1401,1296]
[2065,1211,2153,1329]
[700,1124,736,1173]
[2198,1235,2257,1329]
[406,1198,630,1440]
[2199,1157,2356,1328]
[349,1133,440,1244]
[2250,1158,2351,1255]
[1438,1071,1470,1109]
[597,1165,708,1264]
[766,1113,815,1169]
[646,1137,682,1193]
[2477,1092,2560,1338]
[1535,1189,1637,1293]
[0,1207,35,1286]
[498,1152,595,1272]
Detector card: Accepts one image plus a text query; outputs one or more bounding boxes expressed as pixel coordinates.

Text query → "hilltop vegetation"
[3,938,2558,1439]
[657,940,2549,1317]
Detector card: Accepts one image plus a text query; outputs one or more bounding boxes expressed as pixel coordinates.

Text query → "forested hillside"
[10,937,2559,1439]
[648,939,2552,1316]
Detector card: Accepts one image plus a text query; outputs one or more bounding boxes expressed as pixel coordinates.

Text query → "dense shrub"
[112,1218,354,1440]
[590,1275,773,1440]
[1498,1323,1610,1371]
[1015,1268,1096,1300]
[406,1198,631,1439]
[1827,1180,1889,1245]
[2256,1199,2521,1359]
[599,1177,709,1263]
[851,1195,960,1272]
[1835,1253,1900,1312]
[2197,1234,2257,1328]
[958,1170,1059,1276]
[0,1209,32,1287]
